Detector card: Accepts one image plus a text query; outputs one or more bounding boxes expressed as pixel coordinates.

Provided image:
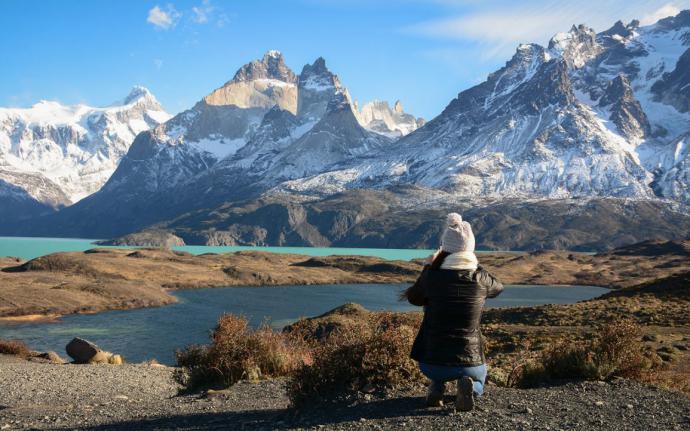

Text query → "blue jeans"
[419,362,487,396]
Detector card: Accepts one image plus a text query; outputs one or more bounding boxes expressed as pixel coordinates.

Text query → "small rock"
[524,407,533,415]
[595,401,605,407]
[113,395,128,401]
[624,404,634,409]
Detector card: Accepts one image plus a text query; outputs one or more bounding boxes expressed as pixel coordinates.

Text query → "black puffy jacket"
[408,266,503,366]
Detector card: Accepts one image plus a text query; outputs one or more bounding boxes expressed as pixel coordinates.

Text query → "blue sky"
[1,0,689,120]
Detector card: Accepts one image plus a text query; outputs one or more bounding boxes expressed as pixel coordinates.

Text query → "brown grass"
[0,339,31,358]
[175,314,311,391]
[516,320,654,387]
[286,312,424,407]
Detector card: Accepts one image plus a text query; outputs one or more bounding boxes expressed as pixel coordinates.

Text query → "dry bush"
[516,320,652,387]
[287,312,424,407]
[175,314,310,391]
[0,339,31,358]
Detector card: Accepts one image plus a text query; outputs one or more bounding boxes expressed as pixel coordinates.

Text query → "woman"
[405,213,503,411]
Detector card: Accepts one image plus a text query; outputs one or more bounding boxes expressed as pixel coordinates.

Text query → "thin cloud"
[192,0,214,24]
[640,3,682,24]
[147,4,181,30]
[153,59,164,70]
[406,0,690,60]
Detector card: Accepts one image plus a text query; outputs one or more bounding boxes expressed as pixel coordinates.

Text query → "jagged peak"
[264,50,283,60]
[229,50,297,85]
[299,57,332,80]
[547,24,600,68]
[600,19,638,40]
[122,86,155,105]
[298,57,341,92]
[548,24,597,51]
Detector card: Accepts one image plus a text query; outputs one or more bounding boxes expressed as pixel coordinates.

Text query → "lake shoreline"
[0,239,688,320]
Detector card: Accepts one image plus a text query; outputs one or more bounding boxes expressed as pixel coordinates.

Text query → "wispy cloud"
[409,11,568,59]
[153,58,164,70]
[406,0,690,60]
[192,0,214,24]
[640,3,682,24]
[147,4,181,30]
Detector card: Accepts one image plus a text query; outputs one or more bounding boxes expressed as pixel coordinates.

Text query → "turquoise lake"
[0,236,607,364]
[0,283,607,364]
[0,236,434,261]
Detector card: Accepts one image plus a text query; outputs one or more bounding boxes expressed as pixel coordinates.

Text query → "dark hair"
[429,251,451,270]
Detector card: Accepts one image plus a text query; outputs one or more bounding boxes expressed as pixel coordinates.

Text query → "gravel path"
[0,357,688,430]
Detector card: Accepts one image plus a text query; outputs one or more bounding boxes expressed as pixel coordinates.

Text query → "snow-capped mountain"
[278,13,690,205]
[25,51,422,237]
[14,12,690,247]
[0,86,169,206]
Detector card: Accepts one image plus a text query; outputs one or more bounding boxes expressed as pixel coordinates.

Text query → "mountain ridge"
[0,86,169,204]
[9,11,690,250]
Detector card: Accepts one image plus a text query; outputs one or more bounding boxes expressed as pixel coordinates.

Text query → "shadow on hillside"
[64,396,445,430]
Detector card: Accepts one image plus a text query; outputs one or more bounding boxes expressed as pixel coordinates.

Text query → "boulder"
[66,338,100,363]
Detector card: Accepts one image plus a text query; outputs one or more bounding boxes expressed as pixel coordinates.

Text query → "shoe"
[456,376,474,412]
[425,386,444,407]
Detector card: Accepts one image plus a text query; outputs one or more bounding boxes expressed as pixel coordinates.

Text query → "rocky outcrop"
[97,230,185,248]
[599,75,651,140]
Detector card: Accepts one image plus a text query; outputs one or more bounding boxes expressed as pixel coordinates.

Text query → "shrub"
[0,339,31,358]
[287,312,424,407]
[516,320,651,387]
[175,314,310,391]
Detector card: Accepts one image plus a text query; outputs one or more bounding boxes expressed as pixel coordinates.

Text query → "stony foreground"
[0,357,688,431]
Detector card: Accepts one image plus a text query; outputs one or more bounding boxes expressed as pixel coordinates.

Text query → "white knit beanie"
[440,213,475,254]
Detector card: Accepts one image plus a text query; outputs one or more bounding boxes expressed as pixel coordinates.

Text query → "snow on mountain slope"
[35,52,403,237]
[277,12,690,205]
[203,56,392,190]
[0,86,170,204]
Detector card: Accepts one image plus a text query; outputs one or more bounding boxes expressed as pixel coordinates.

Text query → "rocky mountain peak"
[204,51,298,111]
[123,86,154,104]
[299,57,340,89]
[548,24,601,68]
[600,20,638,40]
[120,86,165,113]
[230,50,297,84]
[297,57,344,121]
